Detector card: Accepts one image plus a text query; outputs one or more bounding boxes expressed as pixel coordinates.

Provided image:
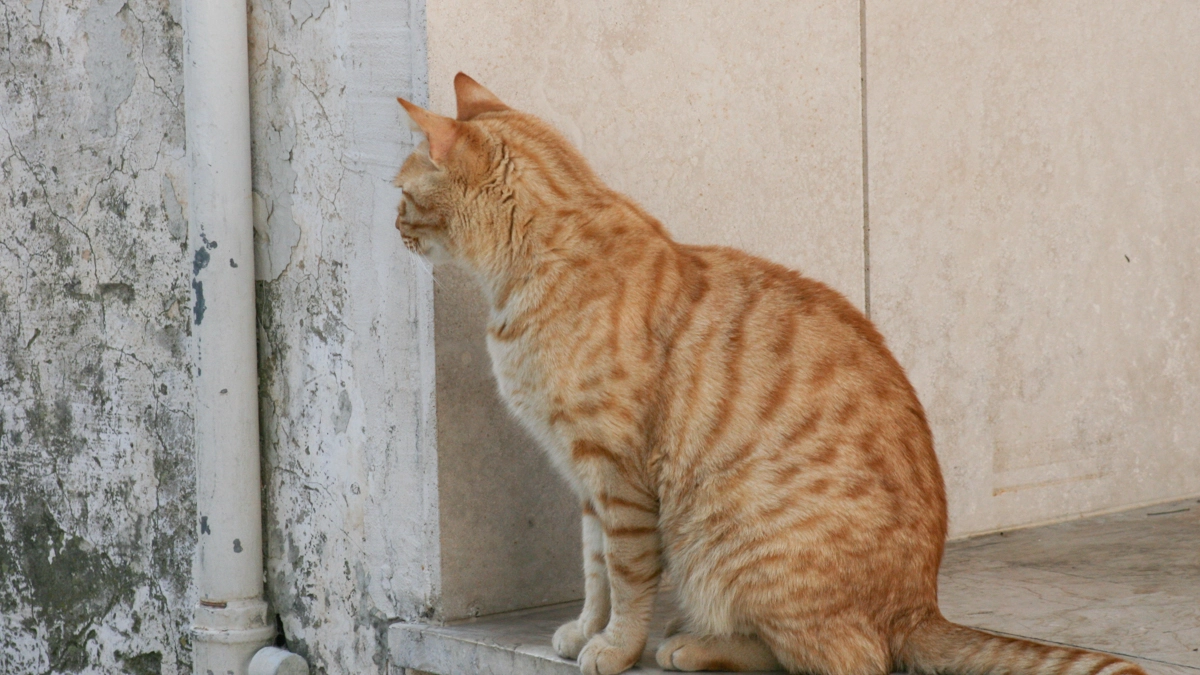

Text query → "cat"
[393,73,1147,675]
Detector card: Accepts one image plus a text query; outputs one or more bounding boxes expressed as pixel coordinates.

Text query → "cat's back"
[656,240,946,501]
[656,241,918,428]
[651,243,948,619]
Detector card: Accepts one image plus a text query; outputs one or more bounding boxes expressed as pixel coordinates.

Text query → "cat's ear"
[398,98,459,166]
[454,73,509,121]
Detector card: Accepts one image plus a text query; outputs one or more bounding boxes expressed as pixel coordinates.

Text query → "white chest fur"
[485,324,583,495]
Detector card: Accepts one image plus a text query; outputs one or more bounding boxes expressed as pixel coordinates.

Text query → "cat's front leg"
[554,499,611,659]
[577,487,661,675]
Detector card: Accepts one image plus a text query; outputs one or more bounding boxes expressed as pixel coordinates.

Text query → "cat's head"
[393,74,598,275]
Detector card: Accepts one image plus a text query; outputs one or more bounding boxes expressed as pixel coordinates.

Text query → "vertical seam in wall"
[410,0,430,107]
[860,0,871,319]
[408,0,442,616]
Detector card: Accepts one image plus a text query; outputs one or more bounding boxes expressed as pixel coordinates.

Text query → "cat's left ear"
[454,73,509,121]
[398,98,459,166]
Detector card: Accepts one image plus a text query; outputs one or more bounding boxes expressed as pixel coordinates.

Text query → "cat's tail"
[899,614,1147,675]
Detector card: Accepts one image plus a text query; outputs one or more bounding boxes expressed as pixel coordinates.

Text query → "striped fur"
[393,74,1147,675]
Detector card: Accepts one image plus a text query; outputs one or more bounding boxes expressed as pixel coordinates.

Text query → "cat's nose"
[395,200,407,230]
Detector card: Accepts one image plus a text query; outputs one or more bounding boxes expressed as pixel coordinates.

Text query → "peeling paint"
[251,124,301,282]
[190,280,205,324]
[192,246,210,276]
[83,0,140,137]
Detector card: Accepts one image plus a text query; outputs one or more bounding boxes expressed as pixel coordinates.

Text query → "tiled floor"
[390,498,1200,675]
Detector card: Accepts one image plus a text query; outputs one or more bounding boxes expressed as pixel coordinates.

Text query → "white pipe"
[250,647,311,675]
[249,638,312,672]
[183,2,304,674]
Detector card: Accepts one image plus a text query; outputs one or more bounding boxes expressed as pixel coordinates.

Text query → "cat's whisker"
[409,252,440,287]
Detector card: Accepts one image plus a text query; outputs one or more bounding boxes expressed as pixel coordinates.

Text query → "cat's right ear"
[398,98,459,166]
[454,73,509,121]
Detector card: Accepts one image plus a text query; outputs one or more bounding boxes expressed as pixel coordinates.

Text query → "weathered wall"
[0,0,196,673]
[868,1,1200,536]
[249,0,438,673]
[424,0,867,620]
[1,0,438,672]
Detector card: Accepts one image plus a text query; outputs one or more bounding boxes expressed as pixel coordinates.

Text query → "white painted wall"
[249,0,439,672]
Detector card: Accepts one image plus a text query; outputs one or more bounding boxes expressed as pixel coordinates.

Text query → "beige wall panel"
[433,267,588,620]
[868,3,1200,537]
[429,1,864,295]
[426,1,865,618]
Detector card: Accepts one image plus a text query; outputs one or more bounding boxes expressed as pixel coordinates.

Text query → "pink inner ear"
[425,122,458,165]
[398,98,459,165]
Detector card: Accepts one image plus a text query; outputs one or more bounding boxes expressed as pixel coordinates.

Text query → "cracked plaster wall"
[0,0,195,673]
[249,0,437,673]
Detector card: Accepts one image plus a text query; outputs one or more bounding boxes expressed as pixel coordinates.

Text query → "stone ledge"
[388,599,766,675]
[390,602,590,675]
[390,499,1200,675]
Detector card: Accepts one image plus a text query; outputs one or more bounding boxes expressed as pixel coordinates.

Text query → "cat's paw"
[579,631,640,675]
[656,632,780,672]
[655,633,693,670]
[553,619,589,660]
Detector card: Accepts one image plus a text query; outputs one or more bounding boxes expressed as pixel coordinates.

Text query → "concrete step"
[390,498,1200,675]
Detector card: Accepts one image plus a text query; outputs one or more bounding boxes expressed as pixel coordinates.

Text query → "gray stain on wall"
[191,280,205,324]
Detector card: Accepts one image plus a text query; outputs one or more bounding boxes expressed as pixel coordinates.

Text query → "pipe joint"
[192,599,277,674]
[193,598,274,637]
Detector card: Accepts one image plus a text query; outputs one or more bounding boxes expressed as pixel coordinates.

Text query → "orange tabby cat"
[393,74,1147,675]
